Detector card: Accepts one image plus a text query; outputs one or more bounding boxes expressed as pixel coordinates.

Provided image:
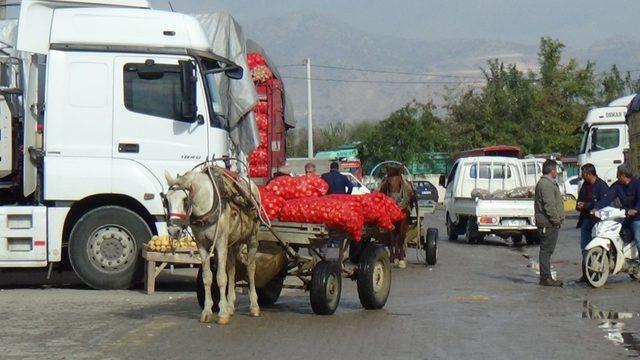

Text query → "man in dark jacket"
[321,162,353,195]
[534,159,565,287]
[576,164,609,252]
[595,164,640,258]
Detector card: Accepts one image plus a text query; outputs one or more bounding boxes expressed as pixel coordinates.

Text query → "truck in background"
[578,94,635,185]
[0,0,249,289]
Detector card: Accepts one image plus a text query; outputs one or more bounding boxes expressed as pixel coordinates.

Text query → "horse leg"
[226,245,237,316]
[247,234,260,317]
[215,233,231,325]
[198,247,215,323]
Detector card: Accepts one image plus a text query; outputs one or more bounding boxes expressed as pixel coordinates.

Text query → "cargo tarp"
[195,13,260,157]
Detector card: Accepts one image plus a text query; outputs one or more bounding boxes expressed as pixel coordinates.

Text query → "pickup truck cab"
[441,156,539,244]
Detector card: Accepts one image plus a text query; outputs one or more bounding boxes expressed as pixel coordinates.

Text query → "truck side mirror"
[439,174,446,187]
[179,60,197,122]
[225,65,244,80]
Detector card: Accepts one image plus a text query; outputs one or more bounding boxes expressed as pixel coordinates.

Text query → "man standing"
[304,162,317,176]
[321,162,353,195]
[576,164,609,252]
[534,159,565,287]
[594,164,640,259]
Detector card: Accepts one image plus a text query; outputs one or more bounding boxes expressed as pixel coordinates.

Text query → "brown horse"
[379,166,416,268]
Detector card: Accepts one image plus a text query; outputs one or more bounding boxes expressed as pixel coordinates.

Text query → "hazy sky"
[150,0,640,48]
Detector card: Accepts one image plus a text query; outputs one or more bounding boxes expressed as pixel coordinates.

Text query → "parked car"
[564,175,580,200]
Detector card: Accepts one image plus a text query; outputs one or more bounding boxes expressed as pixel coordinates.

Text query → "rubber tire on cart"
[511,234,523,245]
[357,245,392,310]
[257,275,285,306]
[424,228,438,266]
[196,262,220,311]
[466,218,484,244]
[446,216,458,241]
[68,206,151,290]
[310,261,342,315]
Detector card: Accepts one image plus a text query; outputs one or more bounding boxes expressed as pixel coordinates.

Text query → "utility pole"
[0,1,5,20]
[305,58,314,158]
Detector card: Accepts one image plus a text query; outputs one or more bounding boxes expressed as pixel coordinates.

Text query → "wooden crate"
[141,248,201,295]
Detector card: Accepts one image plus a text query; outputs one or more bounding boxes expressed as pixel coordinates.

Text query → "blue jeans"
[580,218,596,252]
[626,220,640,255]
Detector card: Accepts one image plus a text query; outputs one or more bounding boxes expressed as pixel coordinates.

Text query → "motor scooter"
[583,207,640,288]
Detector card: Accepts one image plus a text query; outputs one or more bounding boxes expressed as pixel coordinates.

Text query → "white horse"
[163,167,260,325]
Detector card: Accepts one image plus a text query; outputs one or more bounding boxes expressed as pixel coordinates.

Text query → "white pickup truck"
[441,156,540,244]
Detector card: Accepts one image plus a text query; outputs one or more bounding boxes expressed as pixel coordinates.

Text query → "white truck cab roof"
[18,0,210,55]
[581,94,635,131]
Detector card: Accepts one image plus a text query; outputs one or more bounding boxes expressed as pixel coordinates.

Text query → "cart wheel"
[357,245,391,310]
[425,228,438,266]
[196,263,220,311]
[310,261,342,315]
[257,275,285,306]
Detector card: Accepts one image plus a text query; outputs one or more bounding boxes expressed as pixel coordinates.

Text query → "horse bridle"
[161,184,195,228]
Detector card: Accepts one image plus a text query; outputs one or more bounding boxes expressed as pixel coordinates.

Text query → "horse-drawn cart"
[195,221,392,315]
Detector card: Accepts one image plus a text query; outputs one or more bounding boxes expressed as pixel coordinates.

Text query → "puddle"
[582,301,640,357]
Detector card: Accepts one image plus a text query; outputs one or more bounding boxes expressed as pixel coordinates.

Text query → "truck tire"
[446,216,458,241]
[511,234,523,245]
[68,206,151,290]
[466,217,483,244]
[357,245,391,310]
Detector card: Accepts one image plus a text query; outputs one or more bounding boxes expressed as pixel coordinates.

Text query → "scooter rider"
[594,164,640,260]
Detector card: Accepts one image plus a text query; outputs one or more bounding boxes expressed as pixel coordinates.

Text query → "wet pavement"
[1,210,639,359]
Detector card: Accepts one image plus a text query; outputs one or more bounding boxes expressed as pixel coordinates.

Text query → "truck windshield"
[590,128,619,152]
[579,131,589,154]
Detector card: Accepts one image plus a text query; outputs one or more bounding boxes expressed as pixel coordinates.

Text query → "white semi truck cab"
[0,0,245,289]
[578,94,635,185]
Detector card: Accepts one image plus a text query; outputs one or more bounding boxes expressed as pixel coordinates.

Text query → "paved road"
[1,211,639,360]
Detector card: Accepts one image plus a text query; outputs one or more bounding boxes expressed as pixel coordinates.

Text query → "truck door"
[112,55,210,194]
[586,125,625,185]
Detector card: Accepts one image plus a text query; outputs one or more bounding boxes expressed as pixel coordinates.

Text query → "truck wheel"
[357,245,391,310]
[424,228,438,266]
[257,274,285,306]
[583,247,609,288]
[511,234,523,245]
[68,206,151,290]
[466,218,483,244]
[196,262,220,311]
[310,261,342,315]
[525,233,540,245]
[446,216,458,241]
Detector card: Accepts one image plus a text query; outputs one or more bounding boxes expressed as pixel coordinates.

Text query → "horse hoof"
[228,307,235,316]
[249,308,260,317]
[217,315,231,325]
[199,312,215,323]
[398,260,407,269]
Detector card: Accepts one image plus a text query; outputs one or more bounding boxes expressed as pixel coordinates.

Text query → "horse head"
[163,170,199,238]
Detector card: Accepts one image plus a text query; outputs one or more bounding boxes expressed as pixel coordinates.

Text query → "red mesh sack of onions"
[259,130,268,147]
[252,64,273,83]
[279,197,364,241]
[248,148,268,164]
[258,188,285,220]
[358,193,403,230]
[254,101,268,115]
[381,195,407,223]
[249,164,269,178]
[247,53,266,70]
[265,175,329,200]
[256,113,269,131]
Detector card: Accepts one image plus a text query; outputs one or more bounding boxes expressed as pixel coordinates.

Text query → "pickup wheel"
[68,206,151,290]
[525,233,540,245]
[512,234,523,245]
[446,216,458,241]
[466,217,484,244]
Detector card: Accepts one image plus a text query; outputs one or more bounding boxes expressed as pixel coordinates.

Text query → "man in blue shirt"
[595,164,640,257]
[576,164,609,252]
[321,162,353,195]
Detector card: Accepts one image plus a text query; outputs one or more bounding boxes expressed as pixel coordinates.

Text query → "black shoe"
[539,277,563,287]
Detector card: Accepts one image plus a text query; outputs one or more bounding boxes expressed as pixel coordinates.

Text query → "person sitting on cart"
[267,165,291,184]
[321,162,353,195]
[304,162,317,176]
[594,164,640,261]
